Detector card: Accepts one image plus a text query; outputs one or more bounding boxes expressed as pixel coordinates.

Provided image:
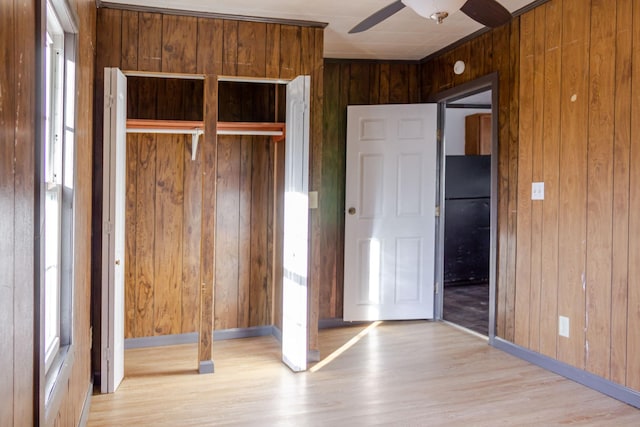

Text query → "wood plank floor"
[88,321,640,426]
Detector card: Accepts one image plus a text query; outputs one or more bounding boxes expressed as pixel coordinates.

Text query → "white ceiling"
[104,0,537,60]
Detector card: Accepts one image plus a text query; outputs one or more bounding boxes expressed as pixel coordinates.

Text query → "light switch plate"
[532,182,545,200]
[559,315,570,338]
[308,191,318,209]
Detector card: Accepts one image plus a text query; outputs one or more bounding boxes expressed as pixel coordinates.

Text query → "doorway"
[433,74,499,340]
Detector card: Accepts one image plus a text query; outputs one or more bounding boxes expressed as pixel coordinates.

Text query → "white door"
[344,104,438,321]
[282,75,311,372]
[101,67,126,393]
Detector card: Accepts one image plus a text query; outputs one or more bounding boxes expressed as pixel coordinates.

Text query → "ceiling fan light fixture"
[430,11,449,23]
[401,0,467,21]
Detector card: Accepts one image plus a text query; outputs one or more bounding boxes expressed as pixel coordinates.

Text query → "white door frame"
[429,73,499,342]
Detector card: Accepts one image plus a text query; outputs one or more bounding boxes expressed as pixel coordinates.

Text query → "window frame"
[38,0,79,422]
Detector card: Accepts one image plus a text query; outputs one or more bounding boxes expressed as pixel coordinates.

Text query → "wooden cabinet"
[465,113,492,155]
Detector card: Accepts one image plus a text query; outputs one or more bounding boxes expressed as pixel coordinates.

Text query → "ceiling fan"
[349,0,512,33]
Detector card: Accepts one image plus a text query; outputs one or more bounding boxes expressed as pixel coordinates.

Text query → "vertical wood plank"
[273,140,285,329]
[539,0,563,359]
[153,135,185,335]
[369,64,381,104]
[214,137,240,330]
[237,136,253,328]
[493,21,510,338]
[125,135,139,338]
[13,0,36,421]
[389,63,410,103]
[504,18,520,343]
[237,21,267,77]
[162,15,198,74]
[348,63,370,105]
[379,63,390,103]
[199,76,218,369]
[121,11,139,70]
[308,29,324,354]
[138,13,162,72]
[182,140,202,333]
[514,11,535,348]
[265,24,281,78]
[300,26,315,75]
[528,5,546,353]
[585,0,616,379]
[223,20,239,76]
[135,136,157,337]
[0,0,16,422]
[610,0,632,386]
[557,0,590,369]
[250,140,271,326]
[409,64,420,103]
[197,18,224,75]
[280,25,301,79]
[626,0,640,391]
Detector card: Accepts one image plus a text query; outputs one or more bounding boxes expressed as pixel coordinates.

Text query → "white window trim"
[40,0,79,422]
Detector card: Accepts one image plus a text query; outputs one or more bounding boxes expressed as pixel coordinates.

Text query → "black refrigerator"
[444,155,491,286]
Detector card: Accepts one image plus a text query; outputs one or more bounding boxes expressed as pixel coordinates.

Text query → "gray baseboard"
[318,318,369,329]
[308,349,320,363]
[493,337,640,409]
[78,382,92,427]
[272,326,282,342]
[124,325,275,349]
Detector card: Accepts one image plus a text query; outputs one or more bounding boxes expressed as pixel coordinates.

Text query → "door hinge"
[104,221,112,234]
[104,348,110,362]
[435,206,441,217]
[105,94,114,109]
[435,282,440,294]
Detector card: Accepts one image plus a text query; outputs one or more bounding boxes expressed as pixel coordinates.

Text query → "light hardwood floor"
[88,321,640,426]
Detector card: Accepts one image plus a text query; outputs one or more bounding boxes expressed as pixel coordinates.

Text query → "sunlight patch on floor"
[310,321,382,373]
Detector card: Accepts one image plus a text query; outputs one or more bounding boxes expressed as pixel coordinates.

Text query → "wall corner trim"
[492,338,640,409]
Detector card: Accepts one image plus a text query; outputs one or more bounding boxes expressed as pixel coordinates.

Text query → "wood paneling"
[1,0,18,423]
[556,0,589,370]
[611,0,632,386]
[539,0,562,360]
[585,0,616,378]
[627,0,640,391]
[413,0,640,393]
[2,0,95,424]
[320,61,421,319]
[95,8,324,366]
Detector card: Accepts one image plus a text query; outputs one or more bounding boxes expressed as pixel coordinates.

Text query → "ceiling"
[103,0,538,61]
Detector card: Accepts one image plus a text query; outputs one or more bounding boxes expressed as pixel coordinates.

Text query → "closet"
[123,75,287,340]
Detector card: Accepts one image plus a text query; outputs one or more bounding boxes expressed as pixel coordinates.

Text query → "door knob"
[115,259,121,265]
[348,207,356,215]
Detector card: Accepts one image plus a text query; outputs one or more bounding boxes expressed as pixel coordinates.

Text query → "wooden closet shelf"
[125,119,285,138]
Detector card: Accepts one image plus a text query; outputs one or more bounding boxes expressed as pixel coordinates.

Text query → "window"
[41,0,77,410]
[44,1,65,373]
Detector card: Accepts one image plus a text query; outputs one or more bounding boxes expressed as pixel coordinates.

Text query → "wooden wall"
[513,0,639,390]
[420,21,521,344]
[0,0,37,424]
[94,7,324,360]
[417,0,640,393]
[321,61,421,319]
[0,0,96,425]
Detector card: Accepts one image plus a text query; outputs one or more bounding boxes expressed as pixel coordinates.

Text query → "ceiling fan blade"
[460,0,511,28]
[349,0,406,34]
